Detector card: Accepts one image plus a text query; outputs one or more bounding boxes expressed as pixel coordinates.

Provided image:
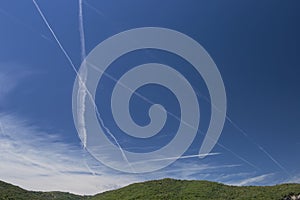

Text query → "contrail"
[87,62,199,132]
[32,0,264,173]
[226,116,291,177]
[216,142,260,171]
[83,1,105,18]
[88,62,261,171]
[225,113,290,176]
[81,4,263,172]
[132,153,221,164]
[0,7,51,42]
[78,0,88,148]
[79,0,86,61]
[32,0,76,72]
[83,158,96,176]
[78,0,92,173]
[77,68,88,148]
[258,146,291,177]
[194,89,290,176]
[32,0,134,172]
[151,164,241,175]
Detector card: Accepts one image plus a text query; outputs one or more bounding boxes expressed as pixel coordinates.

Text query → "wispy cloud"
[285,175,300,184]
[0,63,31,105]
[0,67,292,194]
[0,113,140,195]
[227,173,274,186]
[0,112,254,195]
[1,113,291,195]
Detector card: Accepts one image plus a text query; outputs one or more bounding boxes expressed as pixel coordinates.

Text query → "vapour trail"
[195,90,291,176]
[32,0,134,173]
[258,146,291,177]
[88,62,261,171]
[83,159,96,176]
[149,164,241,176]
[87,62,197,131]
[83,1,105,18]
[79,0,86,61]
[226,116,291,177]
[216,142,260,171]
[78,0,88,148]
[132,153,221,164]
[0,7,51,42]
[32,0,262,173]
[78,0,94,175]
[32,0,76,71]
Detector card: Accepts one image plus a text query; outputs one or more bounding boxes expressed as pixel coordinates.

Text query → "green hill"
[1,178,300,200]
[0,181,85,200]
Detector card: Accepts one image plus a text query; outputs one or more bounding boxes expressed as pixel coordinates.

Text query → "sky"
[0,0,300,195]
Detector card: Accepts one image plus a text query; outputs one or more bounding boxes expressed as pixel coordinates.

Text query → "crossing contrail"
[194,90,291,176]
[88,62,262,171]
[258,146,291,177]
[78,0,94,175]
[32,0,134,172]
[32,0,76,72]
[32,1,275,174]
[78,4,262,172]
[222,113,291,176]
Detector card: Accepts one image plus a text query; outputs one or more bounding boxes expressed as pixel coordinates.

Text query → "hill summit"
[1,178,300,200]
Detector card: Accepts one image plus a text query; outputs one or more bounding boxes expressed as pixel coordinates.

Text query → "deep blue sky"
[0,0,299,194]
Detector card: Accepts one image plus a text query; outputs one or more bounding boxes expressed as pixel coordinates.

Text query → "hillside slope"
[91,178,300,200]
[0,180,85,200]
[0,178,300,200]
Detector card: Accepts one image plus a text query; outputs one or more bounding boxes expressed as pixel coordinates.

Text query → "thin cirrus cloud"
[0,65,21,104]
[0,112,230,195]
[0,113,141,195]
[227,173,275,186]
[1,112,294,195]
[0,63,37,106]
[0,65,297,195]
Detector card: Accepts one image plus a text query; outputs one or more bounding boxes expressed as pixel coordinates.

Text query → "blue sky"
[0,0,300,195]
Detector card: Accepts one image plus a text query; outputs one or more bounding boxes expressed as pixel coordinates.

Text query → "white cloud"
[0,64,231,195]
[0,71,18,103]
[285,175,300,184]
[227,173,274,186]
[2,111,292,195]
[0,112,250,195]
[0,63,34,104]
[0,113,140,195]
[1,113,277,195]
[0,63,225,192]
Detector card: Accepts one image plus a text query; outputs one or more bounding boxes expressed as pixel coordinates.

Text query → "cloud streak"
[77,0,88,148]
[32,0,133,171]
[228,173,274,186]
[0,113,140,195]
[1,112,294,195]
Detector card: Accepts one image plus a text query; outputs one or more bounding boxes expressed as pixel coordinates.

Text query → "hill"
[0,180,85,200]
[91,178,300,200]
[0,178,300,200]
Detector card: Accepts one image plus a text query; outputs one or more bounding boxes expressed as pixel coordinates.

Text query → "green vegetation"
[0,181,85,200]
[91,178,300,200]
[1,178,299,200]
